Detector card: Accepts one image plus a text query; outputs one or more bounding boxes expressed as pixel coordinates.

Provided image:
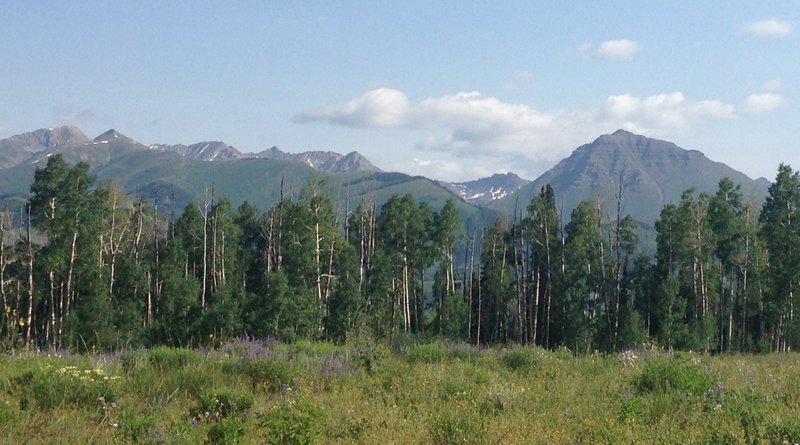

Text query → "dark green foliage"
[499,347,539,374]
[633,355,715,397]
[207,417,246,445]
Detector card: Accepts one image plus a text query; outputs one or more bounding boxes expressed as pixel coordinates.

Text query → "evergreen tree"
[760,164,800,350]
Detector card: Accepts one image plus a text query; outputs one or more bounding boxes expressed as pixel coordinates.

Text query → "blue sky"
[1,1,797,181]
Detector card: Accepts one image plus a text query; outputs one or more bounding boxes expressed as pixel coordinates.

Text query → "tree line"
[1,154,798,353]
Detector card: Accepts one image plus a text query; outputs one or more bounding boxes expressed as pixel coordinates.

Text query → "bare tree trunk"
[741,220,750,349]
[25,204,34,349]
[201,197,210,309]
[66,231,78,310]
[211,205,218,294]
[48,271,56,349]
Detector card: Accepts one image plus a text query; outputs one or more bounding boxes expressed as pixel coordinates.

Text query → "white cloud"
[745,19,793,37]
[596,39,641,59]
[603,92,736,134]
[743,93,785,114]
[297,88,778,180]
[293,88,410,128]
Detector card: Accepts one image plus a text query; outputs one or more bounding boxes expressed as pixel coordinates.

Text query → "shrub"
[207,417,246,445]
[196,389,253,421]
[500,347,539,374]
[257,401,321,445]
[14,365,119,410]
[633,356,715,397]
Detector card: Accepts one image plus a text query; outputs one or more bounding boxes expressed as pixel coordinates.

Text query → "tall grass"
[1,343,800,443]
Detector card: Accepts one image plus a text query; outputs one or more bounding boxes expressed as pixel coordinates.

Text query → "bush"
[14,365,119,410]
[196,389,253,421]
[633,355,715,397]
[257,401,321,445]
[500,347,539,373]
[207,417,246,445]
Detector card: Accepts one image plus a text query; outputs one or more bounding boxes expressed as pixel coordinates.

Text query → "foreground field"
[1,340,800,444]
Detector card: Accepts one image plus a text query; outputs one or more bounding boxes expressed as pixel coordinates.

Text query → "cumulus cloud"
[580,39,641,59]
[743,93,785,114]
[596,39,642,59]
[603,92,736,134]
[294,88,411,128]
[745,19,793,37]
[296,88,779,179]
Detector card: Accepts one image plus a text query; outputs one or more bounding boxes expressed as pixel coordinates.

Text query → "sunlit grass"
[1,342,800,443]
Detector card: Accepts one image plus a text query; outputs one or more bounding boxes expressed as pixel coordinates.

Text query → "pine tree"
[759,164,800,351]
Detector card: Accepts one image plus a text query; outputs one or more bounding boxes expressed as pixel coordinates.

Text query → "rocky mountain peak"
[439,172,530,206]
[93,129,138,145]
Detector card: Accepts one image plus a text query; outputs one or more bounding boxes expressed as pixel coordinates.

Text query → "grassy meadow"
[1,339,800,444]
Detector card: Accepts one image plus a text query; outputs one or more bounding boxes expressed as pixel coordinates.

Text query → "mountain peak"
[594,129,646,145]
[4,126,89,149]
[93,129,137,144]
[439,172,530,206]
[491,131,768,227]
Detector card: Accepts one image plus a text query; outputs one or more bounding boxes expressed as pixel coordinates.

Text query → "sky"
[1,1,798,182]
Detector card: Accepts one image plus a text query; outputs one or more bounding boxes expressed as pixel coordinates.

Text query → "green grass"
[1,344,800,444]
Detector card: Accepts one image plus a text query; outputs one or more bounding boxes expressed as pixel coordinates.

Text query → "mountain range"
[438,173,531,206]
[0,126,772,242]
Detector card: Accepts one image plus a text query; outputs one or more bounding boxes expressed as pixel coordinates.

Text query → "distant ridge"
[251,146,382,173]
[0,127,381,174]
[0,126,89,168]
[439,173,530,206]
[491,129,769,227]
